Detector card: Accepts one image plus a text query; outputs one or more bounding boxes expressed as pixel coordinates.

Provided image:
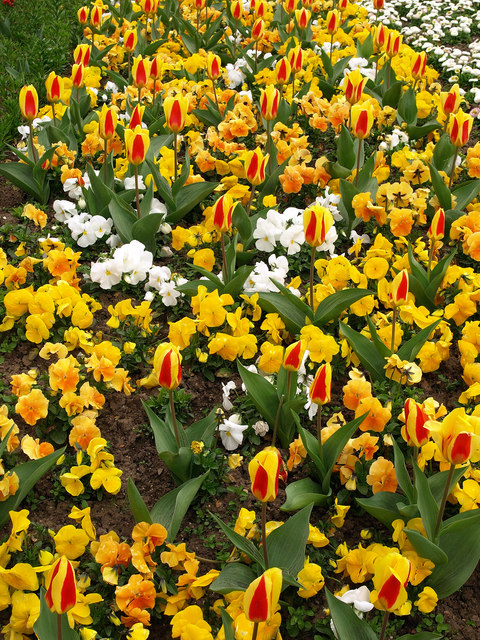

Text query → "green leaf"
[232,204,252,244]
[428,465,467,503]
[407,244,429,288]
[267,505,312,576]
[185,408,218,447]
[397,87,417,125]
[383,81,403,109]
[298,425,326,479]
[0,448,65,528]
[257,287,311,334]
[131,213,164,252]
[356,33,373,58]
[322,414,367,491]
[413,461,439,541]
[392,439,414,503]
[339,322,386,383]
[339,178,360,226]
[281,478,331,512]
[257,159,288,201]
[108,194,136,243]
[172,151,191,197]
[406,121,439,141]
[432,134,456,172]
[223,265,255,298]
[429,163,452,210]
[150,473,208,540]
[397,634,443,640]
[142,401,182,452]
[209,511,265,567]
[314,289,372,327]
[166,181,219,223]
[331,56,353,84]
[0,162,45,202]
[397,320,441,362]
[146,159,176,211]
[356,492,405,527]
[356,153,377,193]
[404,529,447,565]
[139,180,155,218]
[127,478,153,524]
[325,588,378,640]
[237,361,277,428]
[220,608,236,640]
[366,316,391,359]
[211,563,257,594]
[336,125,356,170]
[452,178,480,211]
[34,589,80,640]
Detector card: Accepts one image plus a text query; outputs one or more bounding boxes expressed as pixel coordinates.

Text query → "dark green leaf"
[432,134,456,172]
[281,478,331,512]
[392,439,414,503]
[397,87,417,125]
[339,322,386,383]
[211,564,256,594]
[397,320,441,362]
[429,163,452,210]
[267,505,312,576]
[166,181,219,223]
[314,289,372,327]
[413,461,438,541]
[209,511,265,567]
[127,478,152,524]
[336,125,356,170]
[237,361,278,428]
[34,590,80,640]
[356,492,405,527]
[325,588,378,640]
[404,529,447,565]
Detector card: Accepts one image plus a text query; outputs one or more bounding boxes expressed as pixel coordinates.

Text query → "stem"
[174,132,178,181]
[309,245,316,311]
[317,404,323,461]
[449,148,459,188]
[271,394,284,448]
[138,86,141,105]
[252,621,259,640]
[266,120,272,175]
[390,307,397,353]
[169,389,181,448]
[254,39,258,75]
[153,84,156,111]
[28,122,38,163]
[354,138,362,187]
[128,51,131,79]
[134,165,141,219]
[211,78,219,110]
[104,137,108,184]
[196,555,221,565]
[196,8,200,33]
[245,187,256,217]
[51,103,57,127]
[57,614,62,640]
[221,232,228,283]
[427,241,435,277]
[374,52,379,83]
[261,501,269,568]
[387,59,391,90]
[378,611,390,640]
[434,463,455,539]
[329,32,334,64]
[286,370,292,399]
[91,32,95,60]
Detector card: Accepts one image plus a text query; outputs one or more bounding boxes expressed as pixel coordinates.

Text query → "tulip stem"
[378,611,390,640]
[134,165,141,220]
[211,79,219,111]
[271,394,284,449]
[128,52,132,79]
[433,463,455,540]
[261,502,269,568]
[245,187,256,217]
[28,122,38,163]
[51,103,57,127]
[252,621,259,640]
[317,405,323,461]
[354,138,362,187]
[169,390,181,448]
[449,148,458,188]
[254,40,258,75]
[309,245,316,311]
[57,613,62,640]
[104,138,108,185]
[390,307,397,353]
[266,120,272,176]
[221,232,229,283]
[427,241,435,277]
[173,132,178,181]
[329,33,334,65]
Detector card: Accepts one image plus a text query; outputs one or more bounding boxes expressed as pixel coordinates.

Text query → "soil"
[0,174,479,640]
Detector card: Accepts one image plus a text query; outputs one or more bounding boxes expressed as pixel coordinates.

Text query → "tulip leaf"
[314,289,372,327]
[331,56,353,84]
[257,293,306,335]
[432,133,456,172]
[336,125,356,170]
[210,563,257,594]
[166,180,219,223]
[452,178,480,211]
[127,478,153,525]
[397,319,441,362]
[339,178,360,228]
[150,473,209,540]
[339,322,387,383]
[172,152,191,197]
[356,33,373,58]
[209,511,265,567]
[428,465,468,503]
[146,159,176,210]
[392,439,414,503]
[0,162,47,203]
[224,264,256,297]
[131,212,165,253]
[232,204,252,244]
[356,492,406,527]
[281,478,331,512]
[397,634,443,640]
[322,413,369,491]
[397,87,417,125]
[298,425,326,479]
[404,529,447,565]
[267,505,313,576]
[237,361,278,431]
[142,401,179,453]
[406,120,440,141]
[325,588,378,640]
[138,180,155,218]
[383,81,403,110]
[176,278,218,296]
[34,589,81,640]
[108,194,136,243]
[427,508,480,598]
[159,448,193,485]
[413,461,438,541]
[429,163,452,210]
[366,316,391,358]
[407,244,429,288]
[258,159,289,201]
[220,608,236,640]
[185,408,218,447]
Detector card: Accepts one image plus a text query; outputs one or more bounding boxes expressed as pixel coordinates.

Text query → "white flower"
[63,177,83,200]
[53,199,77,222]
[337,586,374,613]
[124,175,146,190]
[159,281,181,306]
[222,380,236,411]
[90,259,123,289]
[149,198,168,215]
[279,224,304,255]
[219,414,248,450]
[253,218,278,252]
[252,420,269,437]
[146,265,172,290]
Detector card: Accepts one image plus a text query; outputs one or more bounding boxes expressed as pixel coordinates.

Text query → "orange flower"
[69,415,101,451]
[342,378,372,410]
[48,356,80,394]
[279,165,303,193]
[355,396,391,432]
[389,208,414,237]
[115,573,156,613]
[15,388,49,426]
[366,457,398,494]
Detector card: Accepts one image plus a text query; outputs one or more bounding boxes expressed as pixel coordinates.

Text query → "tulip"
[249,447,283,503]
[45,556,77,614]
[125,126,150,166]
[374,23,387,51]
[385,31,402,58]
[372,552,410,612]
[128,104,145,130]
[124,28,138,53]
[309,363,332,406]
[373,0,384,8]
[303,204,333,248]
[350,102,374,140]
[131,56,151,96]
[449,108,473,148]
[325,9,340,35]
[402,399,430,448]
[77,6,89,24]
[430,408,480,467]
[245,148,269,186]
[74,44,91,67]
[253,0,267,18]
[283,0,297,13]
[231,0,243,20]
[71,63,85,90]
[338,0,348,9]
[212,194,237,233]
[141,0,159,13]
[98,104,118,140]
[288,45,303,74]
[411,51,427,81]
[244,567,283,623]
[428,208,445,242]
[207,52,222,109]
[390,269,409,308]
[45,72,63,104]
[283,340,304,372]
[90,4,103,28]
[344,68,367,105]
[163,94,189,134]
[295,8,310,29]
[19,85,38,122]
[251,17,264,40]
[275,57,291,86]
[441,83,461,117]
[260,85,280,122]
[155,343,182,391]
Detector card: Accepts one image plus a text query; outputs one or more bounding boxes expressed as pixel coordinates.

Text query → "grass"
[0,0,84,153]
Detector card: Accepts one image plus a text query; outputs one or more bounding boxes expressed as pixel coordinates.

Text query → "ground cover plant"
[0,0,480,638]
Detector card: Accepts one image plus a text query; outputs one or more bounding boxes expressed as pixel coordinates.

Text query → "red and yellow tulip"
[303,204,333,247]
[309,363,332,405]
[244,567,283,622]
[249,447,283,502]
[19,85,38,121]
[244,148,269,186]
[155,343,182,390]
[45,556,77,614]
[124,126,150,166]
[372,553,410,612]
[163,94,189,134]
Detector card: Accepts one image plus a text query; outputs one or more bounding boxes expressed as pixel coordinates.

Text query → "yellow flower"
[384,354,422,385]
[191,441,204,454]
[54,525,90,559]
[297,558,325,598]
[414,586,438,613]
[191,248,215,272]
[227,454,243,469]
[15,389,49,426]
[0,563,40,591]
[9,590,40,634]
[331,499,350,528]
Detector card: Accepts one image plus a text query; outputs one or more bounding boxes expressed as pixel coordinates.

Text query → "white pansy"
[219,414,248,450]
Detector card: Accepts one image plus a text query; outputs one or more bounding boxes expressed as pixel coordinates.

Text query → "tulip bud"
[231,0,243,19]
[325,9,340,35]
[150,54,163,81]
[252,18,265,40]
[402,399,430,448]
[338,0,348,9]
[77,5,89,24]
[303,204,333,248]
[373,0,384,9]
[74,44,91,67]
[90,4,103,28]
[194,0,206,9]
[141,0,159,13]
[124,125,150,166]
[132,56,151,89]
[283,0,297,13]
[429,408,480,465]
[385,31,402,58]
[19,85,38,121]
[449,108,473,148]
[275,57,291,86]
[212,194,238,233]
[71,63,85,89]
[441,84,461,117]
[343,68,367,105]
[244,568,283,622]
[129,104,145,129]
[207,52,222,80]
[428,208,445,241]
[350,102,375,139]
[124,28,138,53]
[309,363,332,405]
[295,8,310,29]
[283,340,304,372]
[260,85,280,121]
[390,269,409,308]
[98,104,118,140]
[411,51,427,80]
[288,46,303,74]
[244,148,269,186]
[45,72,63,104]
[45,556,77,614]
[155,343,182,390]
[249,447,283,502]
[374,23,387,50]
[372,553,410,612]
[163,94,189,134]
